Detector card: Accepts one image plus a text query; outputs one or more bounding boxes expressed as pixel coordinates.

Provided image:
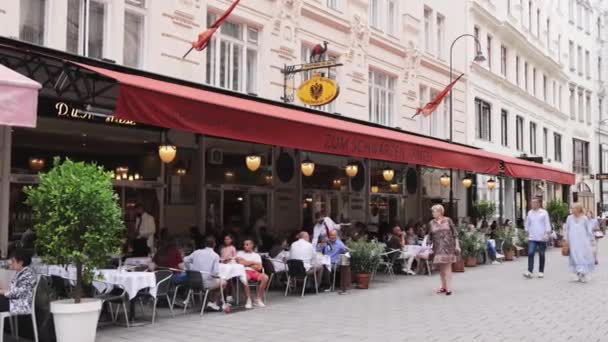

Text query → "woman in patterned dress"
[428,204,460,295]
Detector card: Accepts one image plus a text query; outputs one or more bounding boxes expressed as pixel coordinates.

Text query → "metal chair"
[96,282,130,328]
[0,274,40,342]
[284,259,318,297]
[373,249,401,280]
[262,256,285,298]
[136,270,174,324]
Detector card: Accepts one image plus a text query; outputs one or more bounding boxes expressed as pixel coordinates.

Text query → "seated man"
[236,238,269,308]
[387,225,416,275]
[323,230,348,265]
[269,238,289,273]
[183,236,226,311]
[289,231,325,290]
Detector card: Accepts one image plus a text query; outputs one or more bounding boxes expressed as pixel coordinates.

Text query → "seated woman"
[154,240,186,283]
[0,249,36,314]
[219,234,237,263]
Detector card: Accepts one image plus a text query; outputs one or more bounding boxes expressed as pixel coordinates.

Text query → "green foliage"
[25,158,124,303]
[497,226,516,251]
[459,231,485,258]
[472,200,497,221]
[347,239,385,274]
[546,200,570,232]
[516,228,528,249]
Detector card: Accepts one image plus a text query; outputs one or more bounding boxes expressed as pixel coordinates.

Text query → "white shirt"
[184,248,219,282]
[312,217,339,247]
[525,208,552,242]
[289,239,317,271]
[136,212,156,250]
[236,251,262,271]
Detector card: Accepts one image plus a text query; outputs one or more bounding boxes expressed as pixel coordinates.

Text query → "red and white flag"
[184,0,241,57]
[412,73,464,118]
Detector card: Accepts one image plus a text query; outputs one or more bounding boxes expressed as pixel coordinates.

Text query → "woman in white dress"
[564,203,595,282]
[586,211,601,265]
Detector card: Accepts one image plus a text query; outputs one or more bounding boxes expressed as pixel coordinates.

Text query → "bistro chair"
[372,249,401,280]
[179,271,222,316]
[262,256,283,297]
[284,259,318,297]
[0,274,41,342]
[136,270,174,324]
[96,282,130,328]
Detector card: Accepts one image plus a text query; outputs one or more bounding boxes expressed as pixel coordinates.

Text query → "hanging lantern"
[301,158,315,177]
[175,168,187,176]
[487,178,497,190]
[382,168,395,182]
[224,171,234,178]
[134,173,140,180]
[265,175,273,184]
[371,186,379,193]
[390,183,400,191]
[440,173,451,187]
[345,162,359,178]
[245,154,262,172]
[462,175,473,188]
[333,179,342,187]
[128,175,134,181]
[116,166,129,178]
[158,145,177,163]
[28,158,45,171]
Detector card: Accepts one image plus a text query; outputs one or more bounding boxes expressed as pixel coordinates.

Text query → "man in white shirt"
[289,231,324,290]
[135,204,156,252]
[183,236,226,311]
[312,211,339,248]
[236,239,268,309]
[524,198,552,279]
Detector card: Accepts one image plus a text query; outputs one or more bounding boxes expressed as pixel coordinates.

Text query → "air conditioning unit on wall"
[208,148,223,165]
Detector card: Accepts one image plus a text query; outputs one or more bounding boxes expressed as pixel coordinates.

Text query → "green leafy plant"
[497,226,515,251]
[546,200,569,235]
[472,200,497,221]
[347,239,385,274]
[459,232,483,259]
[516,228,529,250]
[25,158,124,303]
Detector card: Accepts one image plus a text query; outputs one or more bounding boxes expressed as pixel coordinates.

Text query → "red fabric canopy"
[72,62,575,185]
[502,156,576,185]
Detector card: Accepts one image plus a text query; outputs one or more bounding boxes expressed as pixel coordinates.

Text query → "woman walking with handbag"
[428,204,460,295]
[564,203,595,282]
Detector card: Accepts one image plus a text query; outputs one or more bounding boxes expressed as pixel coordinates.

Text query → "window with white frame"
[586,94,592,124]
[418,84,428,132]
[578,90,584,122]
[501,109,508,147]
[569,0,575,22]
[600,98,604,122]
[543,127,548,158]
[598,17,602,40]
[528,1,532,30]
[559,85,563,111]
[585,50,590,78]
[529,122,537,155]
[507,0,511,15]
[554,133,562,162]
[326,0,339,10]
[124,2,146,68]
[370,0,398,35]
[524,62,529,91]
[436,13,445,59]
[424,7,432,53]
[585,7,591,33]
[516,115,524,151]
[557,34,561,62]
[66,0,108,59]
[486,35,492,71]
[425,88,448,139]
[205,13,258,95]
[569,40,575,70]
[532,67,537,96]
[368,70,395,126]
[546,18,550,49]
[552,80,557,106]
[475,98,491,141]
[20,0,46,45]
[577,45,583,74]
[516,55,520,86]
[543,75,547,102]
[500,45,507,77]
[599,57,603,81]
[536,9,540,37]
[301,44,337,113]
[570,87,576,119]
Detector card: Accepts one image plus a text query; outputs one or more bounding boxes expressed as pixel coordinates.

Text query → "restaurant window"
[124,7,146,68]
[205,13,258,95]
[515,55,520,86]
[569,87,576,119]
[543,127,548,158]
[573,139,590,174]
[500,45,507,77]
[368,69,395,126]
[501,109,508,147]
[569,41,575,70]
[168,149,198,205]
[486,35,492,71]
[516,115,524,151]
[424,7,432,53]
[301,44,337,113]
[585,50,590,78]
[529,122,537,155]
[475,98,491,141]
[554,133,562,162]
[436,13,445,59]
[20,0,46,45]
[66,0,108,59]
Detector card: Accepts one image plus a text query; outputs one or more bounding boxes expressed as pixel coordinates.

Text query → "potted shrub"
[546,200,570,246]
[472,200,497,224]
[475,233,487,265]
[25,158,124,342]
[347,239,384,289]
[460,232,478,267]
[498,227,516,261]
[452,227,466,272]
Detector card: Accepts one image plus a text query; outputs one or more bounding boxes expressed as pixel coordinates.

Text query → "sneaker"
[226,296,234,304]
[206,302,221,311]
[255,299,266,307]
[245,298,253,309]
[491,261,501,265]
[580,274,588,283]
[523,271,533,279]
[537,273,544,278]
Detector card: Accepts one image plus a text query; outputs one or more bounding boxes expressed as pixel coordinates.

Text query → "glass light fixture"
[28,157,45,171]
[390,183,399,191]
[462,175,473,188]
[487,178,497,190]
[345,162,358,178]
[301,158,315,177]
[371,186,379,193]
[440,173,451,187]
[128,175,134,181]
[134,173,140,180]
[175,168,187,176]
[245,154,262,172]
[158,145,177,163]
[225,171,234,178]
[382,168,395,182]
[333,179,342,187]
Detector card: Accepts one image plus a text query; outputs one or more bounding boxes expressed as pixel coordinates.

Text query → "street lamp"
[448,34,485,219]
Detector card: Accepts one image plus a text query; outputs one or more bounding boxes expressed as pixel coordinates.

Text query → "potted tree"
[460,232,479,267]
[347,240,384,289]
[25,158,123,342]
[546,200,570,247]
[452,227,466,272]
[472,200,497,225]
[499,227,516,261]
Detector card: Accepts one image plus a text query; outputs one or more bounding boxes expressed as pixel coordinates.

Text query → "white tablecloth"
[124,257,152,266]
[0,269,15,290]
[219,263,247,284]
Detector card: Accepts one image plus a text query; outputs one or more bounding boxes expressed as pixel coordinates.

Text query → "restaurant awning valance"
[502,156,576,185]
[0,64,41,128]
[71,62,575,185]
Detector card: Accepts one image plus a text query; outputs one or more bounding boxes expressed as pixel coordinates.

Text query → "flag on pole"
[183,0,241,58]
[412,73,464,118]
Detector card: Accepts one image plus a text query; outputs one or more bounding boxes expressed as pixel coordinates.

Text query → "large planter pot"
[355,273,370,289]
[452,259,465,272]
[504,249,515,261]
[51,298,102,342]
[465,256,478,267]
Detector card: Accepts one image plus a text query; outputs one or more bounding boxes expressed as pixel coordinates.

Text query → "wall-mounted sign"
[297,73,340,107]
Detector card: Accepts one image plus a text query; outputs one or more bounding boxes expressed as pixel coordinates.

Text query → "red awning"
[502,156,576,185]
[72,62,575,185]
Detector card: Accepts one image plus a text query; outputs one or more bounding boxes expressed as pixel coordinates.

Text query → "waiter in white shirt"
[523,198,552,279]
[312,211,338,248]
[290,231,324,290]
[135,204,156,252]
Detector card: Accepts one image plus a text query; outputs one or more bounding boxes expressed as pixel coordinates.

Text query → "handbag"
[594,231,604,239]
[561,242,570,256]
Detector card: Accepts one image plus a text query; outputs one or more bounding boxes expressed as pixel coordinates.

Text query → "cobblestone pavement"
[97,242,608,342]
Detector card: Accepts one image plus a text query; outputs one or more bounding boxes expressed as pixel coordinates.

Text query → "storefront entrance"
[205,186,272,236]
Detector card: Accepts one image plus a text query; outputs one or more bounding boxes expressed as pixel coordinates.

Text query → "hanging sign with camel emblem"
[281,41,343,107]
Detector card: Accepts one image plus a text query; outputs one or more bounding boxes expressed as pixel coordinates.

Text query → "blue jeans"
[487,241,497,261]
[528,241,547,273]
